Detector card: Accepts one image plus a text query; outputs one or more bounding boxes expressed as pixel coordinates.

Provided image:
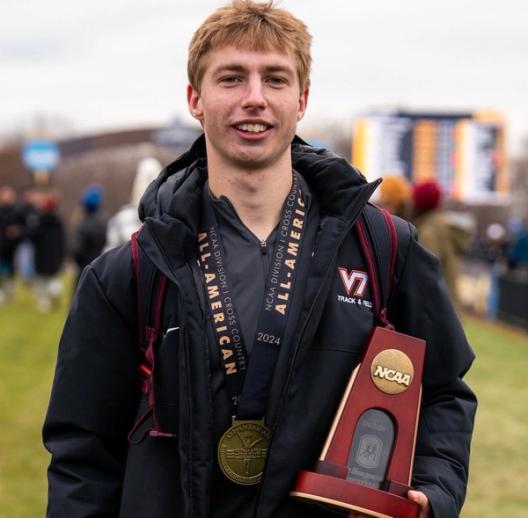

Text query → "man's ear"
[187,84,204,121]
[297,87,309,122]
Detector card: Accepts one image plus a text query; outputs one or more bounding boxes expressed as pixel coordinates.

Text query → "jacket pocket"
[303,300,374,354]
[120,416,183,517]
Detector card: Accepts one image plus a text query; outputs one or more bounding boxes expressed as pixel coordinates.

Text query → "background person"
[71,184,107,287]
[507,215,528,270]
[376,174,412,220]
[0,186,25,303]
[14,186,41,283]
[412,179,472,308]
[104,157,161,251]
[33,194,65,312]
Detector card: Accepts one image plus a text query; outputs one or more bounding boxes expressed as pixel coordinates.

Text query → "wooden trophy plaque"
[291,326,426,518]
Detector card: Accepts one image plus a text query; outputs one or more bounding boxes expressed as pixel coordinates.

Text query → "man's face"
[188,45,309,171]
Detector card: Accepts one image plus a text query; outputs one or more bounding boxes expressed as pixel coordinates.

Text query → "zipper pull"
[260,240,267,255]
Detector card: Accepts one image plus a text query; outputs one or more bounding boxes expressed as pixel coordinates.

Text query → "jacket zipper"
[275,180,381,428]
[176,284,193,518]
[255,179,381,514]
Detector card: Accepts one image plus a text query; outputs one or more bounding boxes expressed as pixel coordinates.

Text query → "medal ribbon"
[198,173,307,419]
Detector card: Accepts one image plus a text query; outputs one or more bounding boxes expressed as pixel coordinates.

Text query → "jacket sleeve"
[43,247,140,518]
[388,219,477,518]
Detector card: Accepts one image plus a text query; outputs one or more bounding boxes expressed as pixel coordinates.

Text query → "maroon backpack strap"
[130,229,169,363]
[355,219,382,322]
[130,231,144,346]
[355,209,397,330]
[128,229,173,444]
[381,208,398,288]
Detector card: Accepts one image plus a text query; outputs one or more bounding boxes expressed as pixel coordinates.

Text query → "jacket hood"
[139,134,375,223]
[137,134,379,274]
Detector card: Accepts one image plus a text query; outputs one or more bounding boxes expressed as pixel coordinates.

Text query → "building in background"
[0,120,201,230]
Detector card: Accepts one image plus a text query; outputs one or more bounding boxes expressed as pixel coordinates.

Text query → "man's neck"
[208,160,293,242]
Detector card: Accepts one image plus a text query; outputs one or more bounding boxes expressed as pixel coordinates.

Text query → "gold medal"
[217,419,271,485]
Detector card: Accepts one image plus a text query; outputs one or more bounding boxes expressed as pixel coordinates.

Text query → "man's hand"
[348,490,430,518]
[408,490,430,517]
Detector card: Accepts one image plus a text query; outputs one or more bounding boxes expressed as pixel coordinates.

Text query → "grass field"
[0,279,527,517]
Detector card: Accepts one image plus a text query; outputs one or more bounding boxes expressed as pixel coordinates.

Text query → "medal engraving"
[218,420,271,485]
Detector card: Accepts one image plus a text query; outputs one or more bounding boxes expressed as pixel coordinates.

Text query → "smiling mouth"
[235,123,270,133]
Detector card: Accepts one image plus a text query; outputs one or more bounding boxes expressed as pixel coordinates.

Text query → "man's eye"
[220,76,241,84]
[267,76,287,86]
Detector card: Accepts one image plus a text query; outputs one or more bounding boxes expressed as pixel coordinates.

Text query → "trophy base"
[291,470,419,518]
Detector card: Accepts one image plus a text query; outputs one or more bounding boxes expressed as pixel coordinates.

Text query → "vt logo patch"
[337,267,372,309]
[338,268,368,297]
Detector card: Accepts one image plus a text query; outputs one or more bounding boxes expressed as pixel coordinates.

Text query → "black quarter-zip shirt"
[204,175,318,518]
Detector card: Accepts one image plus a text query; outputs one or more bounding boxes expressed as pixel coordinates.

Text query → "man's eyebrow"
[261,65,295,76]
[211,64,295,76]
[211,64,247,75]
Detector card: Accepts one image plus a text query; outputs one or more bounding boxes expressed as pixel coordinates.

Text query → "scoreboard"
[352,110,508,202]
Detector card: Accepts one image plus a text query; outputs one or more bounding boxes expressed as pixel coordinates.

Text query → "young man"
[43,2,476,517]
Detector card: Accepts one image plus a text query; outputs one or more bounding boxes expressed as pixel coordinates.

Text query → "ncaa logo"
[338,268,368,297]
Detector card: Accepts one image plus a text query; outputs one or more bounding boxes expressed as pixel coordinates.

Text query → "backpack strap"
[381,209,398,290]
[128,229,174,444]
[355,206,398,329]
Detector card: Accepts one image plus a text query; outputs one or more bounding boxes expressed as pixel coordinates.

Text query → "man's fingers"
[407,490,431,517]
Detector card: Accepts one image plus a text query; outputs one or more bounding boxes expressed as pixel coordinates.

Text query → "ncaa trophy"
[291,326,426,518]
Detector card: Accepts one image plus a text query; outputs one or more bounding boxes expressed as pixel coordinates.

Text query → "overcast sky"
[1,0,527,153]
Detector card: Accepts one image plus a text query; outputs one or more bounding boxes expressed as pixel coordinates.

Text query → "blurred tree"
[300,119,353,161]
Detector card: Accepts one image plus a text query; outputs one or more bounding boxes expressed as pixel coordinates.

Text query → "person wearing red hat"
[412,180,471,308]
[33,194,65,311]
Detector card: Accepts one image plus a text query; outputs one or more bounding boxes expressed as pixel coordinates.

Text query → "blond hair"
[188,0,312,92]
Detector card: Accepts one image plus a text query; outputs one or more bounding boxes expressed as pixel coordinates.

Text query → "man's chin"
[233,157,275,171]
[228,142,293,171]
[228,152,281,171]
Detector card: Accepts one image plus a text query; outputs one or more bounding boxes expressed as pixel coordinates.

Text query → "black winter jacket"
[34,212,65,276]
[44,136,476,518]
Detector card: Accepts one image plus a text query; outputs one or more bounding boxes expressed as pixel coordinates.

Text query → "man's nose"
[241,78,267,110]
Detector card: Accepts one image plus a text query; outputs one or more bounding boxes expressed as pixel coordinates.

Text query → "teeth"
[237,123,267,133]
